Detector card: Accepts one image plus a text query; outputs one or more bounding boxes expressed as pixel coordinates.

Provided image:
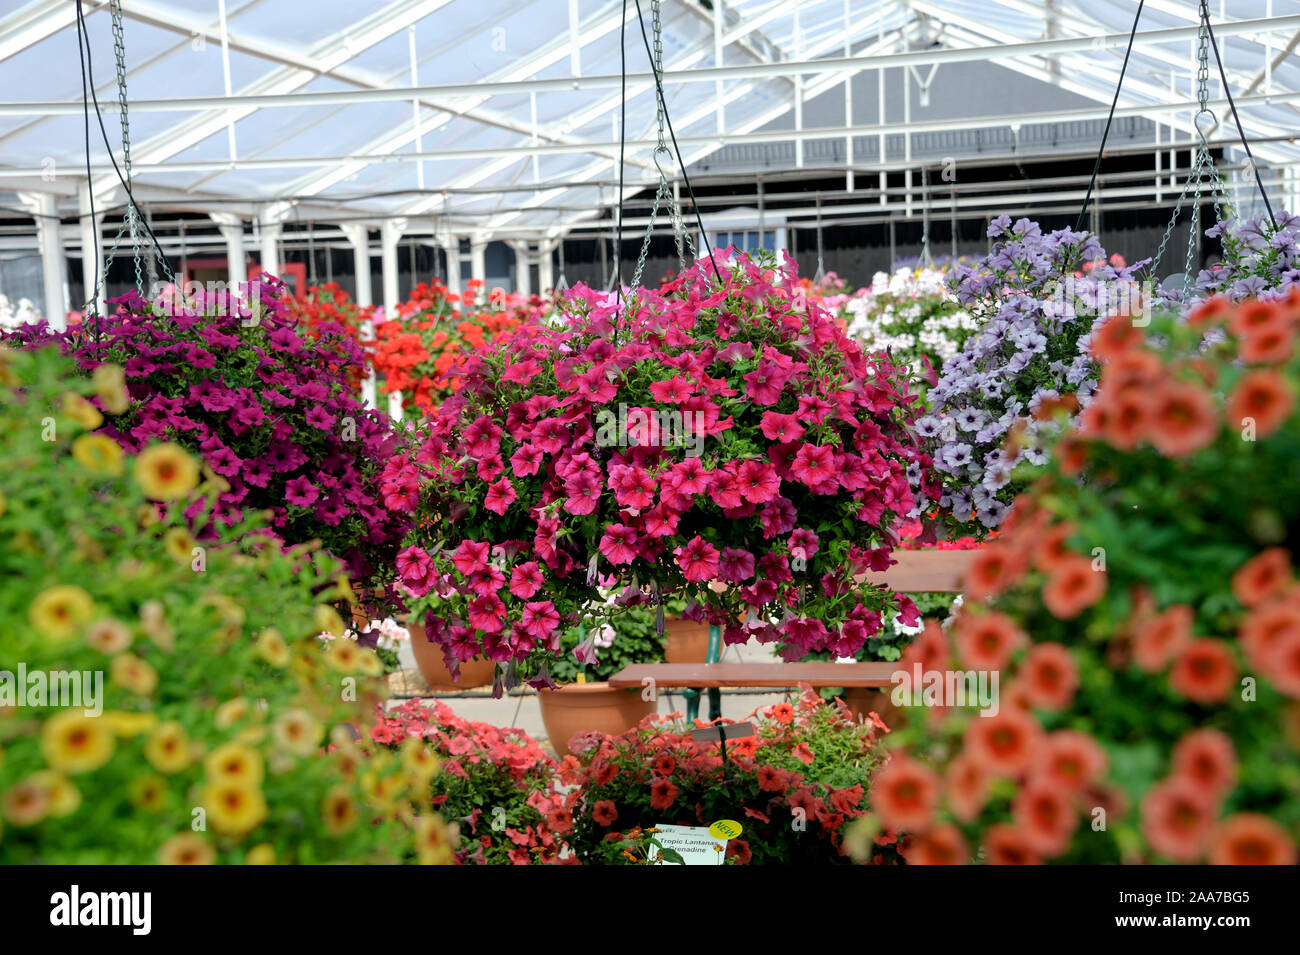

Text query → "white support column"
[380,218,406,316]
[538,240,555,295]
[257,202,293,280]
[380,219,407,422]
[340,223,376,410]
[19,192,68,328]
[509,240,532,296]
[469,237,487,303]
[439,235,461,296]
[210,213,248,288]
[77,183,107,319]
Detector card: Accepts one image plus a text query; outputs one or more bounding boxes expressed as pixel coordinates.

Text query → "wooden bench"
[609,549,977,722]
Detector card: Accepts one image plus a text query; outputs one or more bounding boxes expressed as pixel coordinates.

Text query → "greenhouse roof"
[0,0,1298,238]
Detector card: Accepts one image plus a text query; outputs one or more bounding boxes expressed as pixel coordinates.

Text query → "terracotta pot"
[537,682,657,755]
[663,615,712,664]
[407,622,496,690]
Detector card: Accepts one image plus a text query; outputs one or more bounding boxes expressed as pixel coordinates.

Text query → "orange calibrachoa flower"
[1209,814,1298,866]
[1170,729,1237,803]
[1132,604,1194,673]
[1231,547,1292,608]
[962,707,1042,779]
[954,610,1028,671]
[1041,554,1106,620]
[871,755,941,833]
[1148,380,1218,458]
[1227,370,1294,437]
[1169,639,1238,704]
[1141,777,1216,862]
[1018,643,1078,711]
[902,823,969,865]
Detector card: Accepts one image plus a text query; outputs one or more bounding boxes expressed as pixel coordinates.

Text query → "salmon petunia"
[963,544,1027,602]
[1227,370,1294,438]
[984,823,1041,865]
[1037,730,1108,793]
[902,823,969,865]
[963,707,1043,778]
[1011,781,1078,858]
[955,611,1029,671]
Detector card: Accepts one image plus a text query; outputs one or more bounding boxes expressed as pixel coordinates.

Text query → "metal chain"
[1151,5,1231,295]
[109,0,143,294]
[630,0,694,287]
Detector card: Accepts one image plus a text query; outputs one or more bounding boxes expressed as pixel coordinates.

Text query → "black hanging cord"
[1201,3,1276,229]
[74,1,176,288]
[615,0,628,314]
[1074,0,1145,234]
[74,2,101,333]
[634,0,720,282]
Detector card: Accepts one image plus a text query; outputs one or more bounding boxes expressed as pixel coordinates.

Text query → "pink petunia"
[649,376,694,404]
[563,471,602,516]
[788,528,820,561]
[451,540,491,576]
[759,411,805,443]
[599,524,640,565]
[463,415,503,458]
[736,459,780,504]
[484,477,517,515]
[675,535,720,582]
[789,443,836,488]
[468,593,507,633]
[510,561,544,600]
[510,443,543,477]
[396,545,437,597]
[718,547,756,583]
[668,457,711,496]
[520,600,560,641]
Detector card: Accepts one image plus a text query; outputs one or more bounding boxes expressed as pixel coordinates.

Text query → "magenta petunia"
[675,535,720,582]
[484,476,517,515]
[285,475,319,507]
[759,411,805,443]
[598,524,639,565]
[509,561,544,600]
[719,547,756,583]
[788,527,820,561]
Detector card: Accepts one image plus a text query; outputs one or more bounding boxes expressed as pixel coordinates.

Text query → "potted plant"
[386,247,936,691]
[536,602,663,754]
[562,687,891,864]
[659,594,712,664]
[859,294,1300,864]
[406,611,497,689]
[6,279,411,618]
[0,345,449,864]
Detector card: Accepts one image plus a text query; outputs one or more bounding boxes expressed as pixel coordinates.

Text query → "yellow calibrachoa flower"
[361,770,403,810]
[91,363,129,414]
[127,775,167,812]
[245,843,276,865]
[158,832,214,865]
[415,815,455,865]
[29,585,95,641]
[102,710,158,737]
[61,392,103,430]
[85,618,132,654]
[144,721,191,775]
[313,604,346,638]
[2,778,49,827]
[30,772,80,818]
[162,527,196,565]
[110,653,159,697]
[139,599,175,651]
[204,742,264,787]
[272,709,322,757]
[40,710,114,775]
[255,627,290,668]
[401,738,441,784]
[215,698,251,730]
[324,638,364,674]
[322,786,359,836]
[202,780,267,836]
[133,443,200,501]
[70,433,124,476]
[357,648,384,678]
